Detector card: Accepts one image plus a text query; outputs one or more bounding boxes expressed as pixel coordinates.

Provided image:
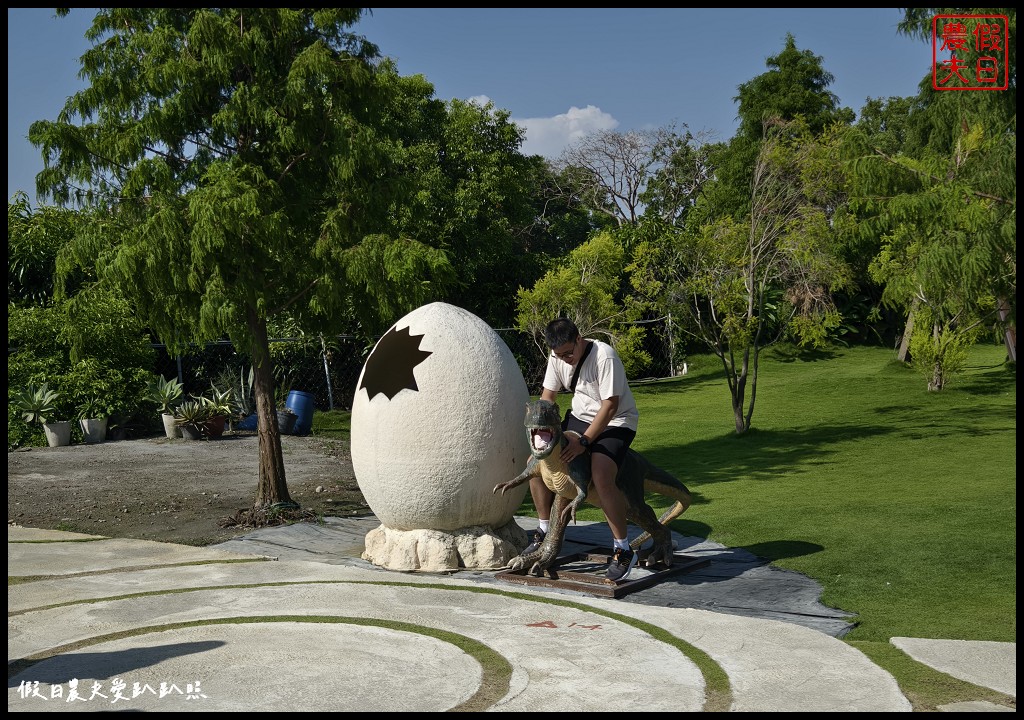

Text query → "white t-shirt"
[542,339,639,431]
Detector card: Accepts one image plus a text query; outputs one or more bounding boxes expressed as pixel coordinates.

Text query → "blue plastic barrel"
[285,390,316,436]
[237,413,258,431]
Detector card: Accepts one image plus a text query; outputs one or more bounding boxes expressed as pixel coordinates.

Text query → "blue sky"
[8,8,936,206]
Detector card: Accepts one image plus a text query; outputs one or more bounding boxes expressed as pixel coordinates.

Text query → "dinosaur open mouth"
[531,428,554,451]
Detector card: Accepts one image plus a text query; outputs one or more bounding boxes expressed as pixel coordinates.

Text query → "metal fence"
[154,317,684,412]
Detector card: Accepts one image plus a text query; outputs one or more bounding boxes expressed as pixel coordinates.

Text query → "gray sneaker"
[607,547,638,582]
[523,529,545,554]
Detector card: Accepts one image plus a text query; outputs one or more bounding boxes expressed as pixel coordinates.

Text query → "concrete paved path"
[8,520,1016,712]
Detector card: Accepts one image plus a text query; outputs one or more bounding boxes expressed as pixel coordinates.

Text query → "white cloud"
[514,105,619,159]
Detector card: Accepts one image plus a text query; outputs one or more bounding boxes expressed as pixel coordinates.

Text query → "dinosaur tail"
[632,463,692,549]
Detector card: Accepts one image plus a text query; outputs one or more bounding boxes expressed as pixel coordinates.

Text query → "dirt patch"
[7,432,369,546]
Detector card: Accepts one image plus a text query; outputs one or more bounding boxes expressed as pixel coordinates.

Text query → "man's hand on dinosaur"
[560,435,586,464]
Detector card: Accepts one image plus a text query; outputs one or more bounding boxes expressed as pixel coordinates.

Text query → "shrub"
[7,294,155,446]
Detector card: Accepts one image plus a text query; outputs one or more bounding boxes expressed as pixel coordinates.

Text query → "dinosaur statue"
[493,399,692,579]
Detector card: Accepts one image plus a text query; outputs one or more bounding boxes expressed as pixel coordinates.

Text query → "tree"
[842,96,919,354]
[630,120,851,433]
[8,191,77,307]
[32,9,452,513]
[515,230,651,378]
[847,120,1015,389]
[8,194,155,449]
[840,9,1017,374]
[695,34,856,227]
[735,33,854,141]
[521,155,612,263]
[640,128,717,228]
[552,126,690,228]
[897,8,1016,363]
[373,85,547,329]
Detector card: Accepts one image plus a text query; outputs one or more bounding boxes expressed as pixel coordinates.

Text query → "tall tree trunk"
[732,398,747,434]
[928,320,945,392]
[732,367,749,435]
[897,299,918,363]
[997,296,1016,363]
[247,307,294,510]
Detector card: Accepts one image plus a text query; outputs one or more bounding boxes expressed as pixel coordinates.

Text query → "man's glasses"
[552,337,578,361]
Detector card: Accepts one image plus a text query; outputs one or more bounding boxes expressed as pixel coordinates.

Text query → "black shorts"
[563,411,636,469]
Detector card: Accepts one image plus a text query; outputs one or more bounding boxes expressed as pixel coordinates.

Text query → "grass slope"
[627,343,1015,645]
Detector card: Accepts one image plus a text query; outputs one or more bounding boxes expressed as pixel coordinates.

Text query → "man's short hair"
[544,318,579,349]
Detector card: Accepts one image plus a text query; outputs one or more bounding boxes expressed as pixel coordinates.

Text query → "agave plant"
[76,395,115,420]
[13,383,60,425]
[232,366,256,420]
[173,399,210,426]
[146,375,184,416]
[202,384,233,417]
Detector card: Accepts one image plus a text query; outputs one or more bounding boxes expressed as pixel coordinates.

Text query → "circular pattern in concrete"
[11,622,486,712]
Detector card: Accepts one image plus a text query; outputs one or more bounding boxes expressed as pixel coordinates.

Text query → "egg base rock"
[361,520,529,572]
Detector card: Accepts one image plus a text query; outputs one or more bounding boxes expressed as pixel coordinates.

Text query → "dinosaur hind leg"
[626,503,675,568]
[630,474,692,562]
[631,499,687,546]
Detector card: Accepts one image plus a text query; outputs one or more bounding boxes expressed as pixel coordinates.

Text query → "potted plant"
[174,399,209,441]
[274,381,298,434]
[107,414,128,441]
[76,396,112,444]
[276,405,298,435]
[199,384,233,439]
[146,375,184,439]
[13,383,71,447]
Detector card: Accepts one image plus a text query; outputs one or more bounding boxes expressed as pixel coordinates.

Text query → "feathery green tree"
[31,9,452,510]
[846,119,1014,389]
[841,8,1016,382]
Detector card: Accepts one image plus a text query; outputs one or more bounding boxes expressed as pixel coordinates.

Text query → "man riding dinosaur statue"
[493,398,692,580]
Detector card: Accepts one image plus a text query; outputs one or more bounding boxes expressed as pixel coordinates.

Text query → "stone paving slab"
[9,563,891,712]
[8,532,263,577]
[891,637,1016,698]
[213,515,857,637]
[8,524,1016,712]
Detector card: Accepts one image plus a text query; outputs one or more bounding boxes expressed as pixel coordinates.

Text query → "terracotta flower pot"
[203,415,227,439]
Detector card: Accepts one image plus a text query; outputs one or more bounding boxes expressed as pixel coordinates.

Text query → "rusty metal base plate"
[494,548,710,599]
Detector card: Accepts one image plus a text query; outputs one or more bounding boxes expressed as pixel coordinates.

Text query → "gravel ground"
[7,432,368,546]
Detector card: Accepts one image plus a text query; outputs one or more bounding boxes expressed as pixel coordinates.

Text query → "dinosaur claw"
[507,556,526,571]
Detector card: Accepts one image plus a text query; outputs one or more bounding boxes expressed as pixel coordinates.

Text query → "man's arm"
[560,396,618,463]
[584,396,619,444]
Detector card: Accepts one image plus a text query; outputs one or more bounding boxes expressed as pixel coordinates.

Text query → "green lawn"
[625,343,1015,647]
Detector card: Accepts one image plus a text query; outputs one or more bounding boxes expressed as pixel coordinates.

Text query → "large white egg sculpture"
[351,302,531,571]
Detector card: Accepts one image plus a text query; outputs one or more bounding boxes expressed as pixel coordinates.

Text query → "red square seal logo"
[932,14,1009,91]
